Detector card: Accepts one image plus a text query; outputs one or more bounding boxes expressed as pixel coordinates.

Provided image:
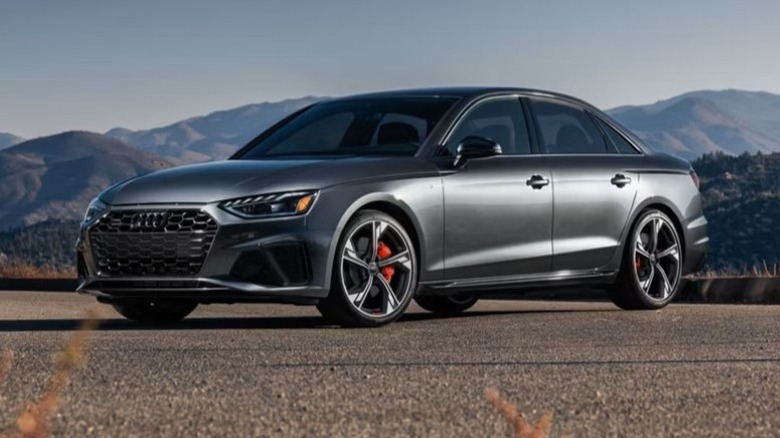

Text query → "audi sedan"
[77,87,708,326]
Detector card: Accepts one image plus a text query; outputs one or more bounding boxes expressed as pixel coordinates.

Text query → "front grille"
[88,209,218,277]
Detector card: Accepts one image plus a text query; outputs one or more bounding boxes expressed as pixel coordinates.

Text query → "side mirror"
[454,136,502,167]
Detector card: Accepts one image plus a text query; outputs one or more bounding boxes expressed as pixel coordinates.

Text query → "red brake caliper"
[376,242,395,282]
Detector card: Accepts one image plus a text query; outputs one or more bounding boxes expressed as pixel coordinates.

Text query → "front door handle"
[611,173,632,187]
[526,174,550,189]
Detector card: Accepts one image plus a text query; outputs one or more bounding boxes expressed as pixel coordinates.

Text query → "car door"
[440,96,553,281]
[527,97,638,271]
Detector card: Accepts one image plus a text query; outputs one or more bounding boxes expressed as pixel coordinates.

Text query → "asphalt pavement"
[0,292,779,437]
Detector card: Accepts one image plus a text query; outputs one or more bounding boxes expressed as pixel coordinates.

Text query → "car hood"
[101,157,438,205]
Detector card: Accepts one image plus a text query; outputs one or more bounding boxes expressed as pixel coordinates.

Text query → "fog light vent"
[230,244,310,287]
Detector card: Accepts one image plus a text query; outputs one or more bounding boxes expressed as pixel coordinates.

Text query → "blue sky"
[1,0,779,138]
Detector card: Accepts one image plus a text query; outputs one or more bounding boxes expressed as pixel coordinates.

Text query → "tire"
[112,301,197,324]
[317,210,418,327]
[415,294,478,315]
[609,209,683,310]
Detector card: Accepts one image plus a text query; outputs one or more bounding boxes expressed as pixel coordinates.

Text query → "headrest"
[377,122,419,145]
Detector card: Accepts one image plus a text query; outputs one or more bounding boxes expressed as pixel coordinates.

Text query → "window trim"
[435,94,538,158]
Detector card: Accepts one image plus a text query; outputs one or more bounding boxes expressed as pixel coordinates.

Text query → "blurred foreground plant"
[0,351,12,388]
[485,387,555,438]
[1,307,102,438]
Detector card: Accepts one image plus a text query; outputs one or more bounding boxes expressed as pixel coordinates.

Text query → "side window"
[530,100,608,154]
[594,117,641,154]
[445,98,531,156]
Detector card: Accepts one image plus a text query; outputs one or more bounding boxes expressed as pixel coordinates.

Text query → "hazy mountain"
[612,89,780,138]
[0,132,24,150]
[609,90,780,159]
[0,131,172,229]
[106,96,323,163]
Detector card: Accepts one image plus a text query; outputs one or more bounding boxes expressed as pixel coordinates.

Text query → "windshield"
[236,97,458,159]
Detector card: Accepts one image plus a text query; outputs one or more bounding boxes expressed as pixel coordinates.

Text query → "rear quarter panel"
[613,154,708,274]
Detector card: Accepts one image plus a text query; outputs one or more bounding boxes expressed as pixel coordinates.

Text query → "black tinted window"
[595,117,640,154]
[531,100,608,154]
[239,97,457,158]
[445,98,531,156]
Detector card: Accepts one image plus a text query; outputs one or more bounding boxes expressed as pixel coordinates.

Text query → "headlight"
[83,198,108,222]
[219,191,317,218]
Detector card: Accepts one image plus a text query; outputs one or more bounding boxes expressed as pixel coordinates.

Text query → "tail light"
[690,170,700,190]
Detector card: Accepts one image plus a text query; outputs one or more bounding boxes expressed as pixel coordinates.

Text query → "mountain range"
[1,89,780,232]
[608,89,780,158]
[105,96,321,164]
[0,132,25,151]
[0,98,321,229]
[0,131,171,228]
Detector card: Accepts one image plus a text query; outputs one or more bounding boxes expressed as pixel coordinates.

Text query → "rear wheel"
[609,209,683,310]
[112,301,197,324]
[317,210,418,327]
[415,294,478,315]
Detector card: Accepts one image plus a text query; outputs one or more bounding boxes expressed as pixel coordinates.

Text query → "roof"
[328,86,598,110]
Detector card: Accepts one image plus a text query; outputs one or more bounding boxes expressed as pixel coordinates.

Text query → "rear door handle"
[526,174,550,189]
[611,173,632,187]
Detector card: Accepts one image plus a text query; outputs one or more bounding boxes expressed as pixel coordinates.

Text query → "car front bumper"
[76,203,334,304]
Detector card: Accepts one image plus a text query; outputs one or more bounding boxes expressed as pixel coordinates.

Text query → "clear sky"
[1,0,779,138]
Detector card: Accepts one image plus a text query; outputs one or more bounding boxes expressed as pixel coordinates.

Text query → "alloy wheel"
[632,213,682,301]
[340,219,414,318]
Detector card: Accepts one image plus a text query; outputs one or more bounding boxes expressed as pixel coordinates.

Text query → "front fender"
[307,177,444,289]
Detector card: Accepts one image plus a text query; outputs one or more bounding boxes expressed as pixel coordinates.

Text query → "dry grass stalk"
[693,261,780,279]
[2,307,102,438]
[0,351,12,387]
[484,387,553,438]
[0,262,76,280]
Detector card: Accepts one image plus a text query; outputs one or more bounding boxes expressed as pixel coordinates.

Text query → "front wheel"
[317,210,418,327]
[112,301,197,324]
[609,209,683,310]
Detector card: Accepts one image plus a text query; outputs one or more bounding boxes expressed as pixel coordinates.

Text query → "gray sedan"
[77,87,708,326]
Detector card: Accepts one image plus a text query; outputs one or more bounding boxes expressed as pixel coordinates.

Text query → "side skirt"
[417,270,619,296]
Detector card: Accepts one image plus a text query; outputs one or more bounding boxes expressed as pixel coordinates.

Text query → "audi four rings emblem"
[130,211,170,230]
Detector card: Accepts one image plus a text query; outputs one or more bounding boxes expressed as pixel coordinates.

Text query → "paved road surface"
[0,292,779,437]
